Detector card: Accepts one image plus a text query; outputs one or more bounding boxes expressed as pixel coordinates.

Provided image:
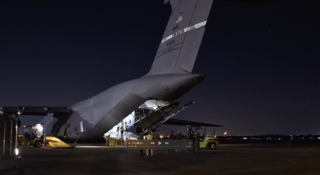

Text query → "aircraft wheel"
[209,143,216,150]
[34,141,43,147]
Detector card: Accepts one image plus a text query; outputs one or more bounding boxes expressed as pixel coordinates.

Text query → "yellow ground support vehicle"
[199,136,219,149]
[17,125,44,147]
[18,125,72,148]
[17,134,43,147]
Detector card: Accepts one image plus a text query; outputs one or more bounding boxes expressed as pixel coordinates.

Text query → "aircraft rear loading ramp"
[135,101,196,133]
[44,137,72,148]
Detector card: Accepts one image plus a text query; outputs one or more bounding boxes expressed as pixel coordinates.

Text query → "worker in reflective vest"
[120,126,124,136]
[146,131,154,156]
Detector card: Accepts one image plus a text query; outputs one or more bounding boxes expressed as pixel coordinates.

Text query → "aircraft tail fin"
[146,0,213,76]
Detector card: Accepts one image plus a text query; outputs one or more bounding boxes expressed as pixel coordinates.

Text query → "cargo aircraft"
[1,0,220,141]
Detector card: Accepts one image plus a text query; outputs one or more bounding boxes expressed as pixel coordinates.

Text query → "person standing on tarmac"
[104,134,110,146]
[138,131,145,156]
[188,131,195,153]
[146,131,154,156]
[123,133,127,146]
[120,125,124,137]
[154,131,160,153]
[117,123,120,133]
[194,132,200,154]
[175,130,184,152]
[128,120,132,132]
[168,131,176,153]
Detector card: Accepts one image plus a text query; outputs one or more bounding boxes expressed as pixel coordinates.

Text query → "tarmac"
[16,142,320,175]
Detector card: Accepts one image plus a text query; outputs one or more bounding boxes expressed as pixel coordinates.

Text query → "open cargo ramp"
[142,101,196,133]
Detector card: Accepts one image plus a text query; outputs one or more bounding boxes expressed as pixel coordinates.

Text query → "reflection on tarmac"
[19,143,320,175]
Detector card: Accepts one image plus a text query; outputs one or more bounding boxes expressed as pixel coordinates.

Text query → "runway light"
[318,137,320,140]
[243,137,247,140]
[0,111,3,114]
[15,148,19,156]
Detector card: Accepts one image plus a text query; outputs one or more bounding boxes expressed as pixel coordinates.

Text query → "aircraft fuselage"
[42,74,205,140]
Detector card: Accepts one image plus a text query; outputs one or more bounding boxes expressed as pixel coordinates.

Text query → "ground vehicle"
[17,125,44,147]
[200,136,219,150]
[17,134,43,147]
[192,126,219,150]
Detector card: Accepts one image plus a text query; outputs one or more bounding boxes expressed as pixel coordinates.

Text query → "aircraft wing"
[0,106,72,116]
[163,118,223,127]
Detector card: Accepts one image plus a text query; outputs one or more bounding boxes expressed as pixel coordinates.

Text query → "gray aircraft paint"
[18,0,214,140]
[147,0,213,75]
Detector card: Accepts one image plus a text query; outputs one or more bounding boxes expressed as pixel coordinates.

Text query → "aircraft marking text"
[161,20,207,43]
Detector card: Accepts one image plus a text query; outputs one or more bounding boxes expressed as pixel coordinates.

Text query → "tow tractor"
[200,135,219,150]
[187,125,219,150]
[17,124,45,147]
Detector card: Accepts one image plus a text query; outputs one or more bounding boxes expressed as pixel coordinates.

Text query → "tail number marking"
[161,20,207,44]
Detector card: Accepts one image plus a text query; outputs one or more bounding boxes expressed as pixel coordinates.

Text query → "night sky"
[1,0,319,136]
